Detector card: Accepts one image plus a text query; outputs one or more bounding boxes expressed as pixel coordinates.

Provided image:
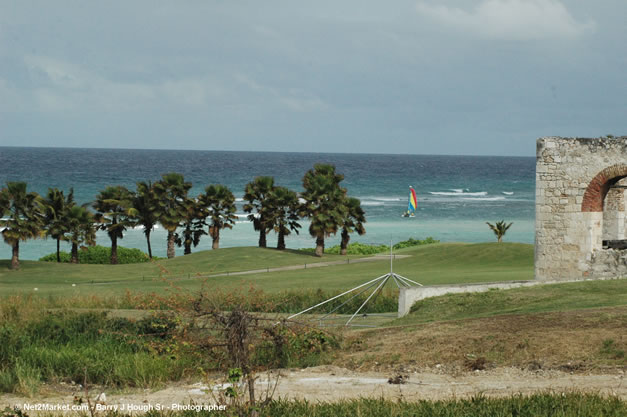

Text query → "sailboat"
[402,186,417,217]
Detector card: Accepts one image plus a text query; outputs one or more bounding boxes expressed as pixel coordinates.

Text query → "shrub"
[300,238,439,254]
[393,237,439,249]
[39,245,150,264]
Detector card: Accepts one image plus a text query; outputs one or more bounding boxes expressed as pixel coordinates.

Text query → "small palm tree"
[93,185,135,264]
[267,186,301,250]
[175,197,207,255]
[154,173,192,259]
[486,220,513,243]
[43,187,75,262]
[133,181,159,259]
[243,176,275,248]
[339,197,366,255]
[0,182,46,269]
[302,164,346,257]
[64,206,96,263]
[198,184,237,250]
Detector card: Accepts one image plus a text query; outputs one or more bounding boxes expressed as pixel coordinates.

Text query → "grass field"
[0,242,534,298]
[1,241,626,403]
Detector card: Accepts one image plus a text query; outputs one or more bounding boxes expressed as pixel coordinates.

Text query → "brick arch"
[581,164,627,212]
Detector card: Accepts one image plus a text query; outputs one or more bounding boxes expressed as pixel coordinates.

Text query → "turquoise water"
[0,147,535,260]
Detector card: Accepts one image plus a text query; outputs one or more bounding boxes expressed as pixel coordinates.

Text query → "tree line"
[0,163,366,269]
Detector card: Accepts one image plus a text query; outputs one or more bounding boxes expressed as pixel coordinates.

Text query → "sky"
[0,0,625,156]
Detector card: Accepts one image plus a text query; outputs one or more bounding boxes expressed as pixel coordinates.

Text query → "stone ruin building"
[535,136,627,281]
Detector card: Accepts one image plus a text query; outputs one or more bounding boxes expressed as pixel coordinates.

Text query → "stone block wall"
[535,137,627,281]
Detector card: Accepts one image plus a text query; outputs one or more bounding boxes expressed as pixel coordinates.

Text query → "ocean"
[0,147,535,260]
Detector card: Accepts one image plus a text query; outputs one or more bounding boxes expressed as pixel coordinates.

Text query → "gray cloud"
[415,0,596,40]
[0,1,624,155]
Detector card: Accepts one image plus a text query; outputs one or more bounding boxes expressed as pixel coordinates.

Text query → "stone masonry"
[535,136,627,280]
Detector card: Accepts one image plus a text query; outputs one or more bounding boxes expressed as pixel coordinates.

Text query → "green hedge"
[39,245,150,264]
[393,237,439,249]
[300,238,439,255]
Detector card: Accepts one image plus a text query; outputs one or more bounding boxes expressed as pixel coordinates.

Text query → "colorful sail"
[407,186,417,216]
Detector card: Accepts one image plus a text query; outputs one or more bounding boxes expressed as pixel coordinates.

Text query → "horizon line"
[0,145,535,159]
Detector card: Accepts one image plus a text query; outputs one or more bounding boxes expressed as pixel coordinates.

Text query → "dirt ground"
[1,365,625,413]
[2,307,625,413]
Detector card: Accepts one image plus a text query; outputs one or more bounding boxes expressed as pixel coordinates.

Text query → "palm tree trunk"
[10,241,19,270]
[340,229,350,255]
[277,230,286,250]
[314,236,324,257]
[210,226,220,250]
[146,230,153,259]
[111,236,118,265]
[498,236,502,243]
[56,238,61,263]
[258,230,267,248]
[71,242,79,264]
[184,240,192,255]
[167,231,176,258]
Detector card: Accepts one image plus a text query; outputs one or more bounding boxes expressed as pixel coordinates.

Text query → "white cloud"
[415,0,595,40]
[20,55,231,112]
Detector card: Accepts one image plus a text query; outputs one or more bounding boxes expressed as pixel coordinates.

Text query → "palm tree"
[64,206,96,263]
[93,185,135,264]
[339,197,366,255]
[198,184,237,250]
[133,181,159,259]
[486,220,513,243]
[0,182,45,270]
[175,197,207,255]
[43,187,75,262]
[243,176,275,248]
[154,173,191,259]
[267,186,301,250]
[301,164,346,257]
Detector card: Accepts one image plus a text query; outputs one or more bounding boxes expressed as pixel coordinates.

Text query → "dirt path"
[2,366,624,413]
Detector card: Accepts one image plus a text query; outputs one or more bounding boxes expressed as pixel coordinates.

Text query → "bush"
[325,242,389,255]
[393,237,439,249]
[300,239,439,255]
[0,311,197,392]
[39,245,150,264]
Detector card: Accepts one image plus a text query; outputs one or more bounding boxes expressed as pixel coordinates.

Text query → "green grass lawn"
[394,279,627,326]
[0,243,533,298]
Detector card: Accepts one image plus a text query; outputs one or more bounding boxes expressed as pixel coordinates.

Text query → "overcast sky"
[1,1,625,156]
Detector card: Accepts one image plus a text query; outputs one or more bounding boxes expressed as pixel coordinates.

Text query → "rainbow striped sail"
[404,186,417,217]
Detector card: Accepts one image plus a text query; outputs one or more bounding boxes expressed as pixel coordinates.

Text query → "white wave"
[361,201,385,206]
[502,191,514,195]
[461,196,506,201]
[429,191,488,196]
[449,189,464,193]
[235,198,244,202]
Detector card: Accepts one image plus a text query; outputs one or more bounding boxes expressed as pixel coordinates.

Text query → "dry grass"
[336,306,627,373]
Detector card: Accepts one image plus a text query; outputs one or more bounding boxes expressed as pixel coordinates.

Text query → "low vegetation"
[0,300,339,397]
[2,393,623,417]
[39,245,152,264]
[260,394,626,417]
